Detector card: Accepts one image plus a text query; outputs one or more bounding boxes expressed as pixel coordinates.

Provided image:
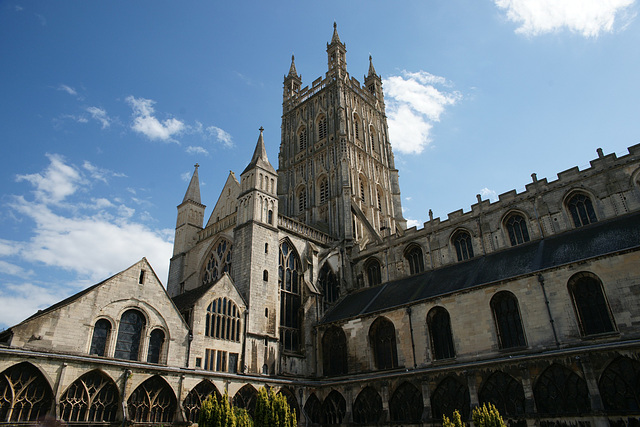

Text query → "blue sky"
[1,0,639,329]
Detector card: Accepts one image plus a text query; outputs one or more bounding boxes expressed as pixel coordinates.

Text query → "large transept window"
[114,309,145,361]
[279,240,302,352]
[202,239,233,286]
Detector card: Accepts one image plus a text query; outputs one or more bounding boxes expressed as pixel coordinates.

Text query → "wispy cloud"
[494,0,637,37]
[57,84,78,97]
[383,71,461,155]
[16,153,85,204]
[126,96,185,142]
[86,106,111,129]
[186,146,209,155]
[480,187,498,202]
[192,121,234,148]
[82,161,125,183]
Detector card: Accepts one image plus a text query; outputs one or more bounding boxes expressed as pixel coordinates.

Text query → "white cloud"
[0,282,69,328]
[16,153,84,204]
[82,161,125,183]
[495,0,636,37]
[186,146,209,155]
[57,84,77,96]
[181,171,192,182]
[406,219,422,228]
[480,187,498,202]
[126,96,185,142]
[86,106,111,129]
[383,71,461,155]
[0,261,32,277]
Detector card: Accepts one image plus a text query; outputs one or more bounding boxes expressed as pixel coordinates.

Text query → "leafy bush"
[254,387,297,427]
[472,403,506,427]
[443,409,464,427]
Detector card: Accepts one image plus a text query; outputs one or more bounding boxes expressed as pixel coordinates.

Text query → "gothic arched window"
[89,318,112,356]
[322,326,348,376]
[318,115,327,140]
[60,370,118,423]
[147,329,165,364]
[0,362,53,422]
[567,192,597,227]
[365,258,382,287]
[389,382,423,424]
[298,187,307,213]
[478,371,526,417]
[319,262,339,307]
[354,115,360,140]
[298,127,307,151]
[491,291,526,349]
[114,309,146,361]
[369,126,377,151]
[568,272,615,336]
[206,297,241,342]
[453,230,474,261]
[533,364,590,415]
[353,386,382,425]
[431,376,470,420]
[405,245,425,275]
[369,317,398,370]
[321,390,346,425]
[127,375,176,423]
[233,384,258,417]
[304,394,322,424]
[505,213,530,246]
[599,356,640,412]
[428,307,455,360]
[279,241,302,352]
[202,238,233,286]
[319,177,329,205]
[278,387,300,421]
[183,380,220,423]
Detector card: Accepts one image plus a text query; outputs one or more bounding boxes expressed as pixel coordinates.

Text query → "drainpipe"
[406,307,417,369]
[538,274,560,347]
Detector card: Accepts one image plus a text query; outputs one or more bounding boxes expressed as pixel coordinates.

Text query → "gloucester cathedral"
[2,24,640,427]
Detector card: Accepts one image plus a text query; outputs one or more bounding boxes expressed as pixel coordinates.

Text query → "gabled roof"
[322,211,640,324]
[171,273,247,312]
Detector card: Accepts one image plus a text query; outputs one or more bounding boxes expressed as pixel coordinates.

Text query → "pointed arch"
[478,371,525,417]
[389,382,423,423]
[318,175,329,205]
[279,239,302,352]
[206,297,242,342]
[127,375,176,423]
[491,291,526,349]
[452,229,474,261]
[322,326,348,376]
[427,306,455,360]
[201,237,233,286]
[321,390,346,425]
[278,387,300,421]
[60,370,119,423]
[364,257,382,287]
[568,271,615,336]
[233,384,258,416]
[297,185,307,214]
[404,243,425,275]
[503,211,530,246]
[358,174,368,204]
[431,376,470,420]
[114,308,146,361]
[353,386,382,425]
[369,316,398,370]
[369,125,377,151]
[565,191,598,228]
[89,317,112,356]
[598,356,640,412]
[304,393,321,424]
[319,262,339,306]
[183,380,220,423]
[298,126,308,151]
[353,113,361,140]
[0,362,53,422]
[317,114,328,140]
[533,363,590,415]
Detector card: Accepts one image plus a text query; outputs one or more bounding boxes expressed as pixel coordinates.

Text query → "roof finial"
[368,54,377,77]
[287,54,298,77]
[259,126,264,133]
[331,22,341,44]
[194,163,199,169]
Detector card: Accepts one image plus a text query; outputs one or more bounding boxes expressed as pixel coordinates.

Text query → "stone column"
[380,381,390,424]
[520,364,537,427]
[421,377,432,423]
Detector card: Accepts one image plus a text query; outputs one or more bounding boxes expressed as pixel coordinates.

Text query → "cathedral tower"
[277,23,406,247]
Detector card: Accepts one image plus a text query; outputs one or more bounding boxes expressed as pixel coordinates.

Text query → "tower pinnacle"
[182,163,201,204]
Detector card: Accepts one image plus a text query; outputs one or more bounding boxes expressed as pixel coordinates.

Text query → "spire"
[182,164,201,204]
[330,21,341,44]
[288,55,298,77]
[242,127,276,175]
[368,55,377,77]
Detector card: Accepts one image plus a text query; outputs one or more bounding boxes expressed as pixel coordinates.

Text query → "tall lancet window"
[279,240,302,352]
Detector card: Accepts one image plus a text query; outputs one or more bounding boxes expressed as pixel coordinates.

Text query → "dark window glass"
[127,376,176,423]
[278,388,300,422]
[353,386,382,425]
[114,309,145,360]
[506,214,530,246]
[389,382,423,423]
[322,326,348,376]
[202,239,233,286]
[533,364,590,415]
[478,371,526,417]
[147,329,165,364]
[183,381,220,423]
[304,394,322,425]
[453,231,474,261]
[298,188,307,213]
[599,356,640,412]
[0,362,53,422]
[405,245,425,275]
[206,297,241,342]
[318,116,327,140]
[299,128,307,151]
[319,177,329,204]
[431,376,470,420]
[365,258,382,287]
[233,384,258,417]
[279,241,302,352]
[319,263,339,308]
[428,307,455,360]
[89,319,111,356]
[321,390,346,426]
[491,292,526,349]
[369,317,398,370]
[60,370,118,423]
[569,273,615,336]
[568,193,597,227]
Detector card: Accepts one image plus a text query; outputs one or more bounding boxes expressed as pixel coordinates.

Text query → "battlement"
[278,214,333,245]
[198,212,237,243]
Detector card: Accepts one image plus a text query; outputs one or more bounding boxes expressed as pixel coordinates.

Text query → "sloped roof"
[322,212,640,324]
[171,282,216,313]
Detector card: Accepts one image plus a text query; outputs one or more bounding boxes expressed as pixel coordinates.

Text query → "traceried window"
[202,239,233,286]
[431,376,470,420]
[365,258,382,287]
[599,356,640,412]
[298,187,307,213]
[405,245,424,275]
[114,309,145,361]
[533,364,590,415]
[567,193,597,227]
[369,317,398,370]
[568,272,615,336]
[233,384,258,417]
[318,115,328,140]
[89,318,111,356]
[453,230,474,261]
[278,388,300,421]
[304,394,322,425]
[319,177,329,204]
[206,297,241,342]
[376,189,382,211]
[127,375,176,423]
[0,362,53,422]
[60,370,118,423]
[353,386,382,425]
[389,382,423,424]
[359,178,366,203]
[321,390,346,425]
[428,307,455,360]
[491,292,526,349]
[147,329,165,364]
[354,116,360,140]
[369,126,376,151]
[322,326,348,376]
[298,127,307,151]
[319,262,339,307]
[279,241,302,352]
[505,213,530,246]
[183,380,220,423]
[478,371,526,417]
